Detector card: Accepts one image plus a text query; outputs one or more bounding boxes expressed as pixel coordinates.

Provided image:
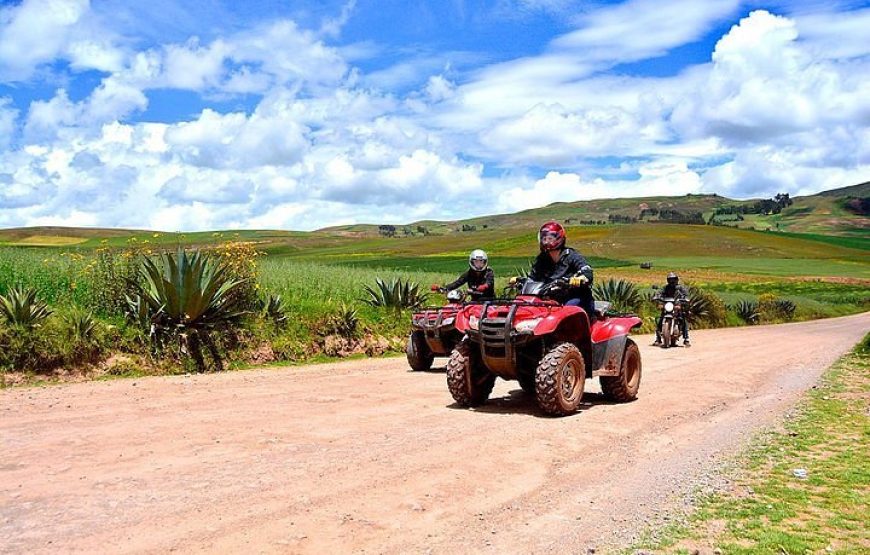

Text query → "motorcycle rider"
[435,249,495,301]
[522,221,595,318]
[653,272,691,347]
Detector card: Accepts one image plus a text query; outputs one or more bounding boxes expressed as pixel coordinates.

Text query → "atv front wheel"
[447,341,495,407]
[406,331,434,372]
[535,342,585,416]
[600,338,641,402]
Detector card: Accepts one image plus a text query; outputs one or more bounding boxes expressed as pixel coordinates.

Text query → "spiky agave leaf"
[732,299,760,324]
[362,277,427,309]
[63,310,97,342]
[0,286,52,329]
[137,249,248,329]
[592,278,642,312]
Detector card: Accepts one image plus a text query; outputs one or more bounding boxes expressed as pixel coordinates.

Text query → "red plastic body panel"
[532,305,585,335]
[590,315,643,343]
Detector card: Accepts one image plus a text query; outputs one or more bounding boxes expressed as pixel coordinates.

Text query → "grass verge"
[632,335,870,554]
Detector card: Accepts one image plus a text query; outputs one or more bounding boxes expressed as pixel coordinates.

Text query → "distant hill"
[323,182,870,238]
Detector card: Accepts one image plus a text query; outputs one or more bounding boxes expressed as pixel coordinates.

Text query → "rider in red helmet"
[528,221,595,317]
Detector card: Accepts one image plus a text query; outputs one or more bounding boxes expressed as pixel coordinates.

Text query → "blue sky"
[0,0,867,230]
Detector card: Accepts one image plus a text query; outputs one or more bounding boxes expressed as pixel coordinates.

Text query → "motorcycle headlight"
[664,301,675,312]
[469,316,479,330]
[442,316,455,326]
[514,318,542,334]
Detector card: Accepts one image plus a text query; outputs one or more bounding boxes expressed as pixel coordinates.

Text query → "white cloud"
[554,0,739,62]
[0,0,124,80]
[1,3,868,230]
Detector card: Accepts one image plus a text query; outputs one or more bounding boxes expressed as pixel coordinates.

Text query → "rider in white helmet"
[435,249,495,300]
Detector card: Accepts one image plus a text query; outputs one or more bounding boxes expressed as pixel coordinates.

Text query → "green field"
[0,184,868,381]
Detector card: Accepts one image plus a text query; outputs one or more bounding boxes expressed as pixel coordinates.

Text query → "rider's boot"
[652,335,662,346]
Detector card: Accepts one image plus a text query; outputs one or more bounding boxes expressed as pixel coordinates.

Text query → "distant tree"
[378,225,396,237]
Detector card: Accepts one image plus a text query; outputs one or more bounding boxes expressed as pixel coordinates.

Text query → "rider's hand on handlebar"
[508,276,519,286]
[569,275,589,287]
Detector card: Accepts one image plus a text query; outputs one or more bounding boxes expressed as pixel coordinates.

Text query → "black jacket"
[529,247,594,305]
[445,268,495,300]
[653,283,689,301]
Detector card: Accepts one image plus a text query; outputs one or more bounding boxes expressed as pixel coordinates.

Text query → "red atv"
[447,278,643,416]
[406,288,473,371]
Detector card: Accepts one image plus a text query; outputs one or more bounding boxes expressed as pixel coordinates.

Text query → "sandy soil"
[2,312,868,554]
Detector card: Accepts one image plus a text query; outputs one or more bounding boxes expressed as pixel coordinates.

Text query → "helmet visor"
[470,258,487,271]
[539,231,561,248]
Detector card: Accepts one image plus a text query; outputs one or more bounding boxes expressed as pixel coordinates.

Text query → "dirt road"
[2,313,868,554]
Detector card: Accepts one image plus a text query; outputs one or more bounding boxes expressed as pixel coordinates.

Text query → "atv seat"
[593,301,611,319]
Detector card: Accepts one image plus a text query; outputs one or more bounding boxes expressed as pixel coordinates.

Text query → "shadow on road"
[447,389,621,417]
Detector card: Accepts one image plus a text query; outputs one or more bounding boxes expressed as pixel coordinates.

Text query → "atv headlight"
[514,318,542,334]
[442,316,455,326]
[664,301,675,312]
[469,316,479,330]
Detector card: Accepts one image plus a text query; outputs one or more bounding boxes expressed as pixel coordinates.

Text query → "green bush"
[130,249,250,372]
[362,278,428,310]
[0,286,53,329]
[731,299,761,324]
[592,278,643,313]
[685,285,727,328]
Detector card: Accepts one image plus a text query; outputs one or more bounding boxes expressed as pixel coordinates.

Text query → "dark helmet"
[667,272,679,285]
[469,249,488,271]
[538,221,566,252]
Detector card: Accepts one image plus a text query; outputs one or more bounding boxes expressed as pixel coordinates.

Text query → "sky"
[0,0,867,231]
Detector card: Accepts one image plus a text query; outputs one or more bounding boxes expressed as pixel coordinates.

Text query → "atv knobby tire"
[447,340,495,407]
[406,331,434,372]
[535,342,585,416]
[600,338,641,402]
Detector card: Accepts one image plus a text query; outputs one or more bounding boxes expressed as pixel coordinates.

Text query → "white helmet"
[469,249,488,271]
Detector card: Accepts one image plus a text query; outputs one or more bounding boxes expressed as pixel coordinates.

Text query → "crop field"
[0,217,868,382]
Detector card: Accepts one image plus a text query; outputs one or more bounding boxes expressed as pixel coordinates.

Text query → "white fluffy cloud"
[0,0,124,80]
[0,2,868,230]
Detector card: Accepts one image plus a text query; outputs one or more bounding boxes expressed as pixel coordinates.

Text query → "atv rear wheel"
[535,342,585,416]
[447,340,495,407]
[600,338,641,402]
[406,331,434,372]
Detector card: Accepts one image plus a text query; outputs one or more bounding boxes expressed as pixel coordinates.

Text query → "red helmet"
[538,221,566,252]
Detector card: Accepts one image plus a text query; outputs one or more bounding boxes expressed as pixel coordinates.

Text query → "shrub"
[262,294,288,327]
[758,293,797,322]
[685,286,727,328]
[130,249,250,372]
[731,299,760,324]
[593,278,643,312]
[0,286,53,329]
[323,303,361,338]
[362,278,428,310]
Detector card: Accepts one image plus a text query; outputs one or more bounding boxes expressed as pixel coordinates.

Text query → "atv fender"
[533,307,594,373]
[590,315,642,343]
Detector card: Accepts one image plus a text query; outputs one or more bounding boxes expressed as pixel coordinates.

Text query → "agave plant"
[684,286,715,325]
[732,299,760,324]
[0,286,53,329]
[773,299,797,320]
[131,249,249,372]
[362,278,427,310]
[64,310,98,343]
[592,278,642,313]
[325,303,360,338]
[262,294,288,327]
